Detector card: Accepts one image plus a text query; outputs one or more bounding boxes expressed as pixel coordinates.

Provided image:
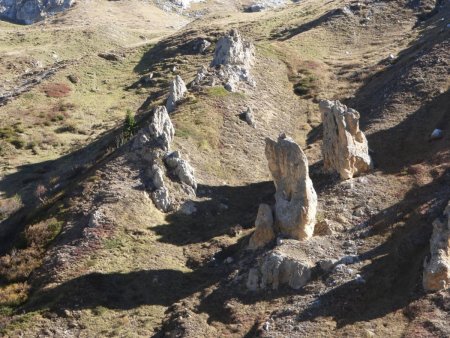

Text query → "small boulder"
[248,204,275,250]
[243,107,256,128]
[192,38,211,53]
[151,186,171,213]
[98,52,123,62]
[430,128,443,140]
[260,251,312,290]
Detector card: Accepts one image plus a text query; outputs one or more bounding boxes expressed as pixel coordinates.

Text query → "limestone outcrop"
[148,106,175,151]
[207,29,256,92]
[166,75,187,113]
[265,134,317,240]
[423,201,450,292]
[131,106,196,212]
[211,29,255,68]
[248,204,275,250]
[0,0,73,24]
[319,100,372,180]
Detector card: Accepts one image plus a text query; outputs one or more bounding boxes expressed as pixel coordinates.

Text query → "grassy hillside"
[0,0,449,336]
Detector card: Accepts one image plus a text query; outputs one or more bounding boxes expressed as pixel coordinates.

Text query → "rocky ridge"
[0,0,74,24]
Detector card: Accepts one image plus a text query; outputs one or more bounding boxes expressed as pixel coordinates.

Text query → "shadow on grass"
[270,9,341,41]
[150,181,275,246]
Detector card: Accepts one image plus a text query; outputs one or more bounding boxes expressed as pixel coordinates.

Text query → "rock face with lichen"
[319,100,372,180]
[0,0,74,24]
[265,134,317,240]
[423,201,450,292]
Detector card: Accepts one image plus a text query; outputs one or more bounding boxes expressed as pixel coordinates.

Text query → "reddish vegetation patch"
[42,83,71,98]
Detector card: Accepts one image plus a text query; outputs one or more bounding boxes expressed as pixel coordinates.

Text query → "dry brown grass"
[0,283,29,307]
[0,247,43,282]
[42,83,72,98]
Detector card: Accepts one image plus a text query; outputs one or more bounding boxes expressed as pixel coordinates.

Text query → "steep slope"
[0,0,449,336]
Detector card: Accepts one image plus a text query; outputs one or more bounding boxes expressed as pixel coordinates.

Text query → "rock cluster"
[132,106,196,212]
[166,75,187,113]
[249,134,317,249]
[423,201,450,292]
[0,0,73,24]
[319,100,372,180]
[191,29,255,92]
[211,29,255,69]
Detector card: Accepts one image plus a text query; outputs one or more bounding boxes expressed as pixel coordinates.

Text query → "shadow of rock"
[151,182,275,246]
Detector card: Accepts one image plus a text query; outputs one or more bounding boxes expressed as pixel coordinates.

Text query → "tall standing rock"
[423,201,450,292]
[265,134,317,240]
[166,75,187,113]
[148,106,175,151]
[319,100,372,180]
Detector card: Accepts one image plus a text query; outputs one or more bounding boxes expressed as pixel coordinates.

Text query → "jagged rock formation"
[204,29,256,92]
[319,100,372,180]
[265,134,317,240]
[211,29,255,68]
[148,106,175,151]
[423,201,450,292]
[132,106,174,152]
[248,204,275,250]
[0,0,73,24]
[166,75,187,113]
[131,105,196,212]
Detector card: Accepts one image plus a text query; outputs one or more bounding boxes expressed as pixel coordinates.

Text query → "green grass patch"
[206,86,230,97]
